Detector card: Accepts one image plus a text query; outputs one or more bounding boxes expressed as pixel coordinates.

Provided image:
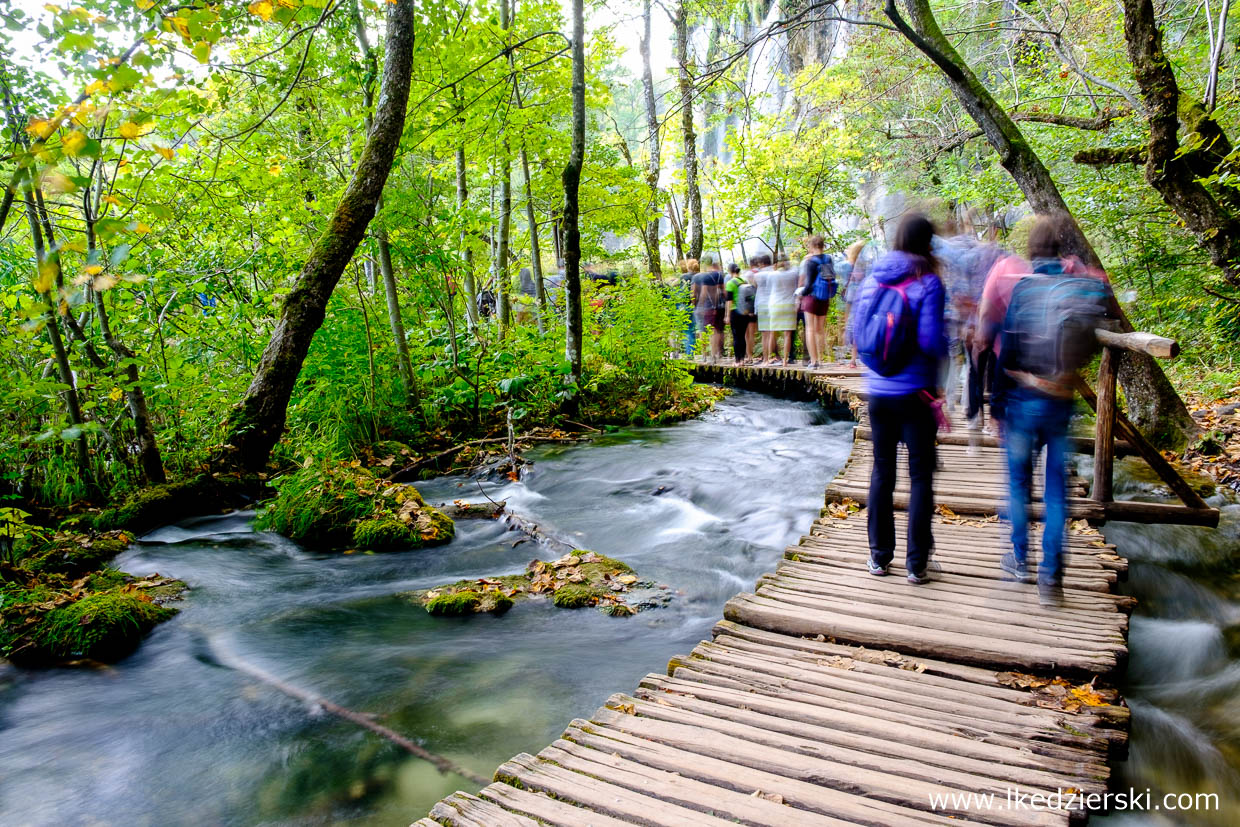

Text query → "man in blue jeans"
[985,214,1111,607]
[1001,386,1073,604]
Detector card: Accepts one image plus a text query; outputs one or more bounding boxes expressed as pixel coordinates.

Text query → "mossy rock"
[423,589,513,616]
[95,473,260,534]
[257,462,453,552]
[19,531,132,577]
[2,585,178,665]
[551,584,603,609]
[352,518,417,552]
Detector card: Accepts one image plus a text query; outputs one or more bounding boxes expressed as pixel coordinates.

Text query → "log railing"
[1080,329,1219,527]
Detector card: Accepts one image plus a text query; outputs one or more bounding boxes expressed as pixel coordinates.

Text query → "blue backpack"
[809,254,837,301]
[856,277,919,376]
[1000,274,1111,378]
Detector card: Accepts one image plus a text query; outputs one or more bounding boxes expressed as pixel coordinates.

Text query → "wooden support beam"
[1092,347,1117,503]
[1074,377,1212,512]
[1094,328,1179,359]
[1103,500,1220,527]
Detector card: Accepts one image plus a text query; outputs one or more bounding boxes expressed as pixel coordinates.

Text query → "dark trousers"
[967,349,995,421]
[730,310,748,360]
[867,392,937,574]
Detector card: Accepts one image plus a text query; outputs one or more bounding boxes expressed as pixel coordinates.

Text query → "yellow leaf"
[84,79,107,96]
[43,4,61,13]
[39,169,77,194]
[135,0,156,8]
[247,0,273,21]
[101,194,120,206]
[92,274,118,291]
[267,164,282,176]
[60,238,87,254]
[134,222,151,234]
[26,118,58,140]
[34,262,57,294]
[83,264,104,276]
[118,121,152,140]
[62,130,88,156]
[108,386,123,402]
[154,145,175,160]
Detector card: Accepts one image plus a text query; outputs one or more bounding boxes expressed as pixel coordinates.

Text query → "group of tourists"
[681,235,846,369]
[848,210,1113,608]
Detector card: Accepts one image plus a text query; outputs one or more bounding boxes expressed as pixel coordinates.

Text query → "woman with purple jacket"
[848,214,947,585]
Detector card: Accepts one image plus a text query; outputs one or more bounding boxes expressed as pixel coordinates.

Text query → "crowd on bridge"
[685,212,1114,609]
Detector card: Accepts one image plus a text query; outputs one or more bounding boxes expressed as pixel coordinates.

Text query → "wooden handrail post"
[1092,346,1117,503]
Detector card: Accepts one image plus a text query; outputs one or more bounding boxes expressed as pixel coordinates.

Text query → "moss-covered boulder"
[1,568,185,665]
[18,530,132,577]
[256,461,454,552]
[93,473,264,534]
[403,551,648,618]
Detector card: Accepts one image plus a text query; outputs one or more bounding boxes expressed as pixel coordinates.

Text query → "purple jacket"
[849,250,947,397]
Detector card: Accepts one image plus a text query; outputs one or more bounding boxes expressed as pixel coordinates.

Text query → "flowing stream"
[0,391,853,825]
[3,391,1239,825]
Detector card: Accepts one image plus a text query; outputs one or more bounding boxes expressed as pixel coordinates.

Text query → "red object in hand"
[920,390,951,433]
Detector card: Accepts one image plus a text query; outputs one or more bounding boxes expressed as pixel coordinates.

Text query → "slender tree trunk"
[20,177,90,480]
[668,194,686,262]
[496,0,514,331]
[520,147,548,332]
[456,145,478,331]
[351,0,416,403]
[674,1,702,260]
[215,0,416,471]
[886,0,1194,446]
[563,0,586,386]
[640,0,663,279]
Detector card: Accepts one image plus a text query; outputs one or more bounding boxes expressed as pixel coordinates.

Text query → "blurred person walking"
[984,214,1112,607]
[849,214,947,585]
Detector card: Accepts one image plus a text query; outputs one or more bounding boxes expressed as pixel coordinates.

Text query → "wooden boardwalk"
[421,363,1132,826]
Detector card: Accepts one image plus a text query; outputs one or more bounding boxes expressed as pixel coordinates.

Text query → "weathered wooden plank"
[429,792,539,827]
[476,784,636,827]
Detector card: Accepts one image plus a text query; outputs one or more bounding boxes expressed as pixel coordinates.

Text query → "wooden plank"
[585,709,1069,827]
[1093,346,1117,503]
[495,752,739,826]
[1103,499,1221,527]
[429,792,539,827]
[725,593,1119,674]
[565,719,994,826]
[477,784,637,827]
[537,740,849,826]
[1094,327,1179,359]
[607,690,1107,795]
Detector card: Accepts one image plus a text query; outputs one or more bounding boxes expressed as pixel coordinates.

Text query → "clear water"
[1096,466,1240,826]
[0,391,853,826]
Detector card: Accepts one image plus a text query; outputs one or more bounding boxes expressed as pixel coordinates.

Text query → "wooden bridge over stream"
[420,341,1219,825]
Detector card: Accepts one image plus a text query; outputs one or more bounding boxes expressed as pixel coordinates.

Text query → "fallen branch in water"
[207,637,489,785]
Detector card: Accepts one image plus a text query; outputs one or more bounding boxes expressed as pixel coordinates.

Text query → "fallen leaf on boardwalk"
[616,703,636,715]
[996,671,1052,689]
[750,790,785,804]
[1070,685,1109,706]
[937,505,958,519]
[819,656,855,670]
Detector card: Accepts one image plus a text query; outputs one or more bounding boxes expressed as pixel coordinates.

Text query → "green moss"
[20,531,131,577]
[551,584,601,609]
[95,474,257,534]
[1,588,176,664]
[352,518,417,552]
[257,462,453,552]
[425,590,482,616]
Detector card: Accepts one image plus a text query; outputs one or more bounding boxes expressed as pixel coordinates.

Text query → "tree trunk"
[520,146,548,333]
[1119,0,1240,286]
[640,0,663,279]
[215,0,415,471]
[563,0,586,387]
[456,145,478,331]
[351,0,416,404]
[885,0,1195,447]
[496,0,514,331]
[674,1,702,260]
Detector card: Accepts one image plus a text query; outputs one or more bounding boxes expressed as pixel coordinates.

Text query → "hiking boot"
[1038,581,1064,608]
[907,569,931,585]
[867,555,890,576]
[999,552,1034,584]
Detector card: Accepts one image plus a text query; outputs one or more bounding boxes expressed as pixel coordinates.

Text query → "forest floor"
[1178,390,1240,493]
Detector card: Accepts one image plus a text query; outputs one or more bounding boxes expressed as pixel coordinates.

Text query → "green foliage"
[32,590,175,662]
[18,530,131,577]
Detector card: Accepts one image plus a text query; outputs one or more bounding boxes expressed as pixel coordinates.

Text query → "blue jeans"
[1003,388,1072,585]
